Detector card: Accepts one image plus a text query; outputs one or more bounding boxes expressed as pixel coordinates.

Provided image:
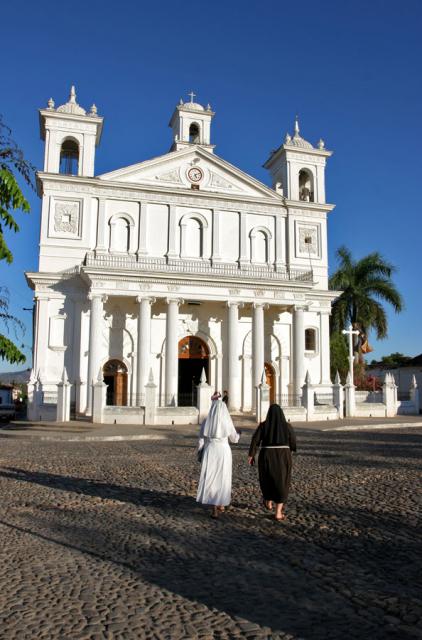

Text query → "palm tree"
[329,246,404,341]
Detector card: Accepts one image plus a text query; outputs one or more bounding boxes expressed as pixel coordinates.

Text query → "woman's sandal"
[217,506,225,512]
[263,500,273,511]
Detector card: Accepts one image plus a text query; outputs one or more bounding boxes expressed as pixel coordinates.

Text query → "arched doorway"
[178,336,210,406]
[103,359,128,406]
[265,362,276,404]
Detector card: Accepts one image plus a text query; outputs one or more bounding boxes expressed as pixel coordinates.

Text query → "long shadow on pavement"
[1,465,421,639]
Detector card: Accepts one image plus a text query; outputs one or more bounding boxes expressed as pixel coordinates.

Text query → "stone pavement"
[0,422,421,639]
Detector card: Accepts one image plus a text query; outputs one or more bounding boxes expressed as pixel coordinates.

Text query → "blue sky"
[1,0,421,372]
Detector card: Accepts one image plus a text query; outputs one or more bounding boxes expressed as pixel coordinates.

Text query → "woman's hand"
[248,456,254,466]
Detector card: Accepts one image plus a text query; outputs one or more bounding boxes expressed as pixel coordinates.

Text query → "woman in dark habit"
[248,404,297,521]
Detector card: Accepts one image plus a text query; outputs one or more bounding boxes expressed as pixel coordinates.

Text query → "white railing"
[84,252,313,283]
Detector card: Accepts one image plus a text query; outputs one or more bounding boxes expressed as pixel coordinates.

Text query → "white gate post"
[256,370,270,423]
[344,371,356,417]
[302,371,314,421]
[410,375,420,414]
[56,369,71,423]
[332,371,344,419]
[26,370,38,421]
[92,369,106,424]
[197,368,212,423]
[144,369,157,425]
[383,373,397,418]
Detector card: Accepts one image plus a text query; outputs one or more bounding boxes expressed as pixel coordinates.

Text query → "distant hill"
[0,369,31,385]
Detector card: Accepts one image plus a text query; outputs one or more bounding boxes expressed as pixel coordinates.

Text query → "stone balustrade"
[84,251,313,283]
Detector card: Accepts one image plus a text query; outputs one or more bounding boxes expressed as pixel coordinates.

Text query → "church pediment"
[98,147,281,201]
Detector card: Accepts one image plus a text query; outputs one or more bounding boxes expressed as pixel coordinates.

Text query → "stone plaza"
[0,419,421,639]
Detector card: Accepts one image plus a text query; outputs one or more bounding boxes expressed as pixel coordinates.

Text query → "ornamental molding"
[54,201,80,235]
[81,270,314,294]
[181,317,198,335]
[285,200,334,213]
[288,208,326,220]
[295,221,322,260]
[41,179,284,215]
[298,226,319,256]
[154,168,182,184]
[50,120,97,134]
[285,152,326,165]
[208,171,242,192]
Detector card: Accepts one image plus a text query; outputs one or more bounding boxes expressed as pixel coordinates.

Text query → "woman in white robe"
[196,396,240,518]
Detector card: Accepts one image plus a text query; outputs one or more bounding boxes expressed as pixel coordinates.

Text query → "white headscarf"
[201,399,234,438]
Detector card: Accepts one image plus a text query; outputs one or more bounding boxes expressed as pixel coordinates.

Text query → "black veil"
[261,404,290,446]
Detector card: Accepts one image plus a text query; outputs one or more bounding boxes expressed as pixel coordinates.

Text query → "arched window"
[249,226,271,264]
[305,328,317,352]
[254,230,268,263]
[59,138,79,175]
[189,123,200,144]
[299,169,314,202]
[180,213,208,259]
[109,217,130,253]
[185,217,202,258]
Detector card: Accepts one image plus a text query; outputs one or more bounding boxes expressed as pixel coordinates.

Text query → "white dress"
[196,400,240,506]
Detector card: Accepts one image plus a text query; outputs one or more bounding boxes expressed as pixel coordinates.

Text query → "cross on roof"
[188,91,196,103]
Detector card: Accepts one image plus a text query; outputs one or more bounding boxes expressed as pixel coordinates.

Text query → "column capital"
[136,295,156,305]
[253,302,269,310]
[88,292,108,303]
[165,297,184,306]
[226,301,244,309]
[293,303,308,312]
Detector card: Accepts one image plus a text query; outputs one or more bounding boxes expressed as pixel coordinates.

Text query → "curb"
[1,433,167,443]
[323,421,422,432]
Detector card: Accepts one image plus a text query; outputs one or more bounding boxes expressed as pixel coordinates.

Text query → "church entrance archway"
[264,362,276,404]
[103,359,128,406]
[178,336,210,406]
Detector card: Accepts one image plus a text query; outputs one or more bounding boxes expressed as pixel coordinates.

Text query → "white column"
[239,211,248,266]
[71,300,82,387]
[166,204,178,260]
[136,296,154,405]
[87,293,106,414]
[137,201,148,257]
[165,298,182,406]
[319,310,331,384]
[211,209,221,263]
[33,295,50,376]
[227,302,240,410]
[179,220,188,258]
[274,214,285,271]
[293,306,305,397]
[95,198,107,251]
[252,303,265,408]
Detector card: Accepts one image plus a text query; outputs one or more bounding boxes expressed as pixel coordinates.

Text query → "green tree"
[0,115,34,363]
[0,287,26,364]
[329,246,404,340]
[330,332,349,383]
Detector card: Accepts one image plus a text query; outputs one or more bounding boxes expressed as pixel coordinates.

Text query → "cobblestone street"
[0,423,421,640]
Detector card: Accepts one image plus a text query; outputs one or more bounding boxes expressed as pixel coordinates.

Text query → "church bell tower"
[39,86,103,177]
[264,117,332,203]
[169,92,215,152]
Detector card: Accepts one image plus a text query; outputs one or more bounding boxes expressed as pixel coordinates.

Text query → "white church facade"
[26,87,337,422]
